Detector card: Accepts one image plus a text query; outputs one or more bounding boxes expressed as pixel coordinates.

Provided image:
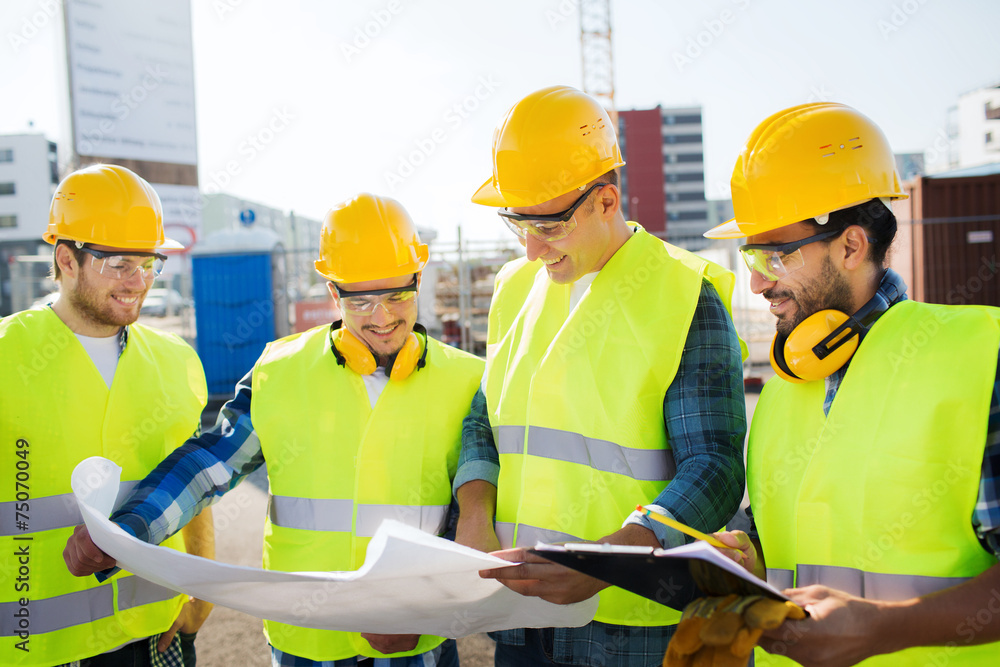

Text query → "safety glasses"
[332,277,418,314]
[737,230,843,281]
[78,245,167,281]
[497,182,606,243]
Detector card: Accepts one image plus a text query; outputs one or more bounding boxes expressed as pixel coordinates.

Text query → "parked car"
[141,288,192,317]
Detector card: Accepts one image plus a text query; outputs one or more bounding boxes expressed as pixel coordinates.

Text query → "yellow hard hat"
[705,102,907,239]
[44,164,183,249]
[314,193,429,283]
[471,85,625,208]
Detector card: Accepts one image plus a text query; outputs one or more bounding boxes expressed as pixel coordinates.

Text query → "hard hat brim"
[703,218,748,239]
[41,232,187,250]
[471,177,509,207]
[158,236,186,250]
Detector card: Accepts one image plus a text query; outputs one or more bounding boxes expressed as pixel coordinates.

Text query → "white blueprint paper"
[72,457,597,637]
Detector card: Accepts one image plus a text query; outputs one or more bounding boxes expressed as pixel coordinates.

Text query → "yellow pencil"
[636,505,734,550]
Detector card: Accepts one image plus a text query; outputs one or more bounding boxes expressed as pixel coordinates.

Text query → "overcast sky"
[2,0,998,243]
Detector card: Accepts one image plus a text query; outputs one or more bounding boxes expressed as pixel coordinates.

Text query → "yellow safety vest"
[251,325,484,662]
[0,307,207,666]
[750,300,1000,666]
[486,227,741,627]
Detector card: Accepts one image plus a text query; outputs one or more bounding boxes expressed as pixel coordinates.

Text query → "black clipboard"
[529,541,795,610]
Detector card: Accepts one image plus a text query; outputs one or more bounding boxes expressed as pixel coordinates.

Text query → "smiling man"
[0,164,213,667]
[707,102,1000,666]
[64,193,484,667]
[453,86,748,667]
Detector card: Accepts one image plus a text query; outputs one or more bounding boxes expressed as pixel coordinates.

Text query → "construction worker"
[0,164,214,666]
[64,193,484,667]
[706,102,1000,665]
[453,85,748,666]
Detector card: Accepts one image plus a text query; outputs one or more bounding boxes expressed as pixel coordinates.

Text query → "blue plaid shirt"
[454,280,748,667]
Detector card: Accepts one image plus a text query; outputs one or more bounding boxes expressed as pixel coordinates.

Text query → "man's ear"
[840,225,870,271]
[55,243,80,280]
[598,183,620,220]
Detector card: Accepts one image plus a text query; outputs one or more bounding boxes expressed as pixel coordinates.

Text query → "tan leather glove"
[663,596,806,667]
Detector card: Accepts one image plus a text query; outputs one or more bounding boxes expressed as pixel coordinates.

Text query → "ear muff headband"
[330,322,428,381]
[770,269,906,383]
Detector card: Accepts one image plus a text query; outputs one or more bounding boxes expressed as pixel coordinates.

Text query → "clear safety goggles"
[737,230,843,281]
[332,277,418,314]
[77,243,167,280]
[497,182,606,243]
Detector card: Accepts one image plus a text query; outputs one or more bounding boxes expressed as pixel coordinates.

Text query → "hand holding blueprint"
[72,457,597,636]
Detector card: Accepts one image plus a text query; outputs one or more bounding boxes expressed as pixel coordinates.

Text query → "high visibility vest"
[0,307,207,666]
[485,228,741,626]
[251,325,484,662]
[749,300,1000,666]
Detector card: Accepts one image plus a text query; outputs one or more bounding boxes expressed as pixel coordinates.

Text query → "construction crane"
[579,0,616,123]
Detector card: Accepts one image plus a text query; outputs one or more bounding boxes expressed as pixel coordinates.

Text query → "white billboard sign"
[65,0,198,165]
[152,183,202,277]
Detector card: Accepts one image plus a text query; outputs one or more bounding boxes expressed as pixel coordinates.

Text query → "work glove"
[663,594,806,667]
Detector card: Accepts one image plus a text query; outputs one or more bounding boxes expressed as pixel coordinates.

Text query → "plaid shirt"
[455,280,748,667]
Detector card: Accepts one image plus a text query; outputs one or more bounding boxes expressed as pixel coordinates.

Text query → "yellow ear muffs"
[770,310,861,383]
[769,269,906,383]
[333,327,378,376]
[332,327,424,381]
[388,333,422,381]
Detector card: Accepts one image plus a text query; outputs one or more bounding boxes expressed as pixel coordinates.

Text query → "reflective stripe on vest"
[495,424,676,482]
[252,326,483,661]
[0,482,137,537]
[486,229,742,627]
[766,568,794,591]
[0,576,177,636]
[496,521,583,549]
[268,495,449,537]
[766,565,971,601]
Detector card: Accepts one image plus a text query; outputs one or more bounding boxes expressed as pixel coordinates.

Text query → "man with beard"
[65,193,484,667]
[0,164,214,666]
[706,102,1000,665]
